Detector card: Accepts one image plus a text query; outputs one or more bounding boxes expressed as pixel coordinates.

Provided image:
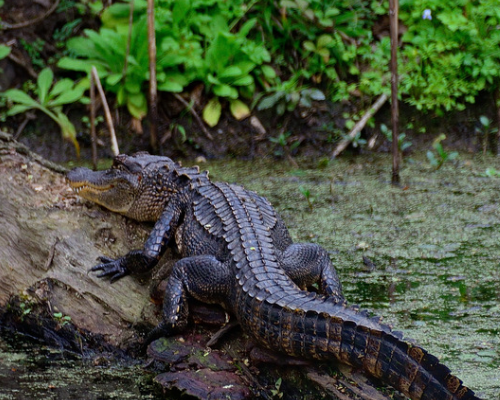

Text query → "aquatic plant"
[426,134,458,170]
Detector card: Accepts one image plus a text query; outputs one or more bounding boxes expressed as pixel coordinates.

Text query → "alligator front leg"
[145,255,231,345]
[91,200,183,282]
[280,243,345,302]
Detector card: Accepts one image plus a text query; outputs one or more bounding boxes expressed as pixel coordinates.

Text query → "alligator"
[67,152,481,400]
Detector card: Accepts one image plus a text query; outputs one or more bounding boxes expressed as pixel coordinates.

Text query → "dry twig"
[91,67,119,156]
[173,93,214,140]
[1,0,61,30]
[147,0,158,150]
[331,93,388,158]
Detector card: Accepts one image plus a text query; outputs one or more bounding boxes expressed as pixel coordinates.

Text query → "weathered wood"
[0,136,159,348]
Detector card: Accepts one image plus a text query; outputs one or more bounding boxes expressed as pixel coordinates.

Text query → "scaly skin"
[67,153,482,400]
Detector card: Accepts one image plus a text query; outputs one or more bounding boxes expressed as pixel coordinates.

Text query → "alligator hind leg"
[144,255,231,345]
[280,243,344,302]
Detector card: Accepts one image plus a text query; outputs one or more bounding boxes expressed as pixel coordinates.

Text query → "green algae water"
[207,153,500,399]
[0,336,157,400]
[1,153,499,399]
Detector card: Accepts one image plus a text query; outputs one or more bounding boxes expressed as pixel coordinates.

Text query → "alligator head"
[67,152,179,221]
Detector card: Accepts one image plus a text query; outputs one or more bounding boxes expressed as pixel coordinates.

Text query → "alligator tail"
[257,300,482,400]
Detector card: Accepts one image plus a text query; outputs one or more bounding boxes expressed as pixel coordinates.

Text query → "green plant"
[257,77,325,115]
[426,134,458,170]
[58,0,274,126]
[342,130,366,149]
[53,19,82,48]
[270,377,283,399]
[81,115,104,130]
[476,115,497,154]
[269,131,300,157]
[0,44,10,60]
[1,68,87,154]
[299,185,315,211]
[19,302,32,319]
[20,38,46,69]
[380,123,412,152]
[58,15,150,120]
[484,167,500,177]
[53,312,72,326]
[400,1,500,113]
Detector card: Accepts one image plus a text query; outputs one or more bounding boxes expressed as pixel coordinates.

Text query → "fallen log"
[0,133,161,349]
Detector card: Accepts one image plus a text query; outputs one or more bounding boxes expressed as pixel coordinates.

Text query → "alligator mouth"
[69,182,114,193]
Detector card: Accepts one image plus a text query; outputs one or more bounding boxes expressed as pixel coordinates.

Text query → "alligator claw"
[97,256,115,264]
[89,257,129,283]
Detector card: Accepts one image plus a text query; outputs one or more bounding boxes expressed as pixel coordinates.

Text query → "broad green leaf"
[158,72,188,92]
[303,41,316,52]
[54,110,79,156]
[300,96,312,108]
[106,73,123,86]
[125,80,141,94]
[127,93,147,119]
[319,18,333,27]
[479,115,490,127]
[117,86,126,105]
[172,0,190,23]
[49,87,86,106]
[207,74,222,85]
[318,48,330,62]
[37,68,54,105]
[6,104,33,116]
[325,8,340,17]
[238,19,257,38]
[2,89,39,107]
[280,0,297,8]
[229,99,250,120]
[65,37,94,57]
[58,57,110,80]
[307,89,326,101]
[213,84,238,99]
[158,81,183,92]
[219,66,243,79]
[50,79,74,98]
[233,61,256,76]
[317,34,333,49]
[257,92,284,110]
[74,77,90,91]
[101,0,147,22]
[206,33,237,72]
[0,44,11,59]
[158,81,184,93]
[261,65,276,80]
[202,98,221,127]
[128,92,146,107]
[232,76,254,86]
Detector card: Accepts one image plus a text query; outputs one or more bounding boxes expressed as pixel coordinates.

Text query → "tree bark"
[0,134,160,348]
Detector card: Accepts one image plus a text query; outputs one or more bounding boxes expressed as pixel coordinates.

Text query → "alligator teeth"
[72,185,89,193]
